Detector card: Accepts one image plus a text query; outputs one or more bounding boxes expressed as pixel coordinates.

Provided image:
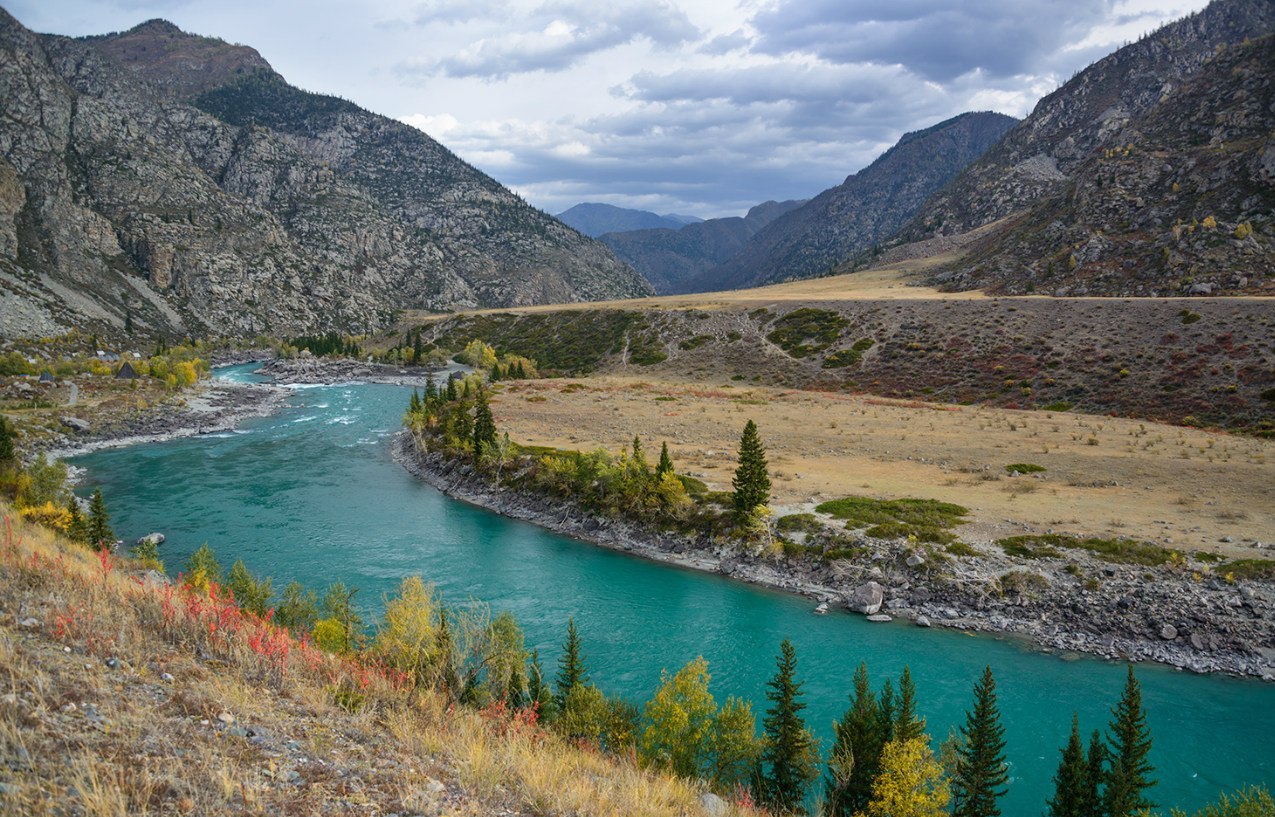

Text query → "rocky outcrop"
[0,12,651,339]
[681,112,1017,293]
[599,200,805,294]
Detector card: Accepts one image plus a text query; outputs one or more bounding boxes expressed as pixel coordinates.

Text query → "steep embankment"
[899,0,1275,296]
[0,13,649,339]
[414,297,1275,433]
[0,503,717,816]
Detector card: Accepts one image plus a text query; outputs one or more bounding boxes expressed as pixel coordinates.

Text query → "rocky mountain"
[899,0,1275,295]
[0,14,651,339]
[555,203,702,237]
[680,112,1017,293]
[597,199,805,294]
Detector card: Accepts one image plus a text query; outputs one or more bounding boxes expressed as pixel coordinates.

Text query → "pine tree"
[434,607,460,699]
[0,416,16,468]
[759,639,818,814]
[445,374,458,402]
[527,648,557,720]
[895,666,926,743]
[66,498,88,544]
[1104,667,1156,817]
[1047,714,1089,817]
[952,667,1008,817]
[555,618,589,708]
[410,388,421,413]
[472,388,497,457]
[424,375,438,402]
[877,678,896,746]
[87,489,114,550]
[827,662,885,817]
[732,419,771,517]
[657,441,674,478]
[1083,729,1106,817]
[413,333,423,362]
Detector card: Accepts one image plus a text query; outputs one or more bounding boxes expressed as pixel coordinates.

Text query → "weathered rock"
[867,614,893,623]
[60,417,90,433]
[699,792,728,817]
[916,615,931,627]
[905,551,927,568]
[1160,624,1179,640]
[847,581,885,615]
[137,533,166,547]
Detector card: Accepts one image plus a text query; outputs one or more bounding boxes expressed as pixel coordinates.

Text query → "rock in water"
[846,581,884,615]
[137,532,165,546]
[867,614,893,623]
[813,602,829,615]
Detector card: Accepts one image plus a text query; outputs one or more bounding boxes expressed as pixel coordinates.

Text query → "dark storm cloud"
[750,0,1113,81]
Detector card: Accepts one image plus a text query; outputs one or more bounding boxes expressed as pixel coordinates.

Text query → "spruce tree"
[657,441,674,478]
[87,489,114,550]
[434,607,460,699]
[952,666,1009,817]
[1083,729,1106,817]
[732,419,771,517]
[826,662,885,817]
[527,648,557,720]
[0,416,16,469]
[66,498,88,544]
[1047,714,1089,817]
[472,389,497,457]
[445,373,458,402]
[424,375,438,402]
[1104,667,1156,817]
[895,665,926,743]
[759,638,818,814]
[876,677,896,746]
[410,388,421,413]
[555,618,589,708]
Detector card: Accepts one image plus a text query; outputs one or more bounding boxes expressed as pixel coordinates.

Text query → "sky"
[10,0,1210,218]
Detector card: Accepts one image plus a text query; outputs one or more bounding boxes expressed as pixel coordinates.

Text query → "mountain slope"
[598,200,805,294]
[682,112,1017,293]
[931,34,1275,296]
[902,0,1275,243]
[556,203,701,237]
[0,14,650,338]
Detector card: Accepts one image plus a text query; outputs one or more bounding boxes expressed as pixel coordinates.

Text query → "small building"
[115,361,139,380]
[38,371,55,385]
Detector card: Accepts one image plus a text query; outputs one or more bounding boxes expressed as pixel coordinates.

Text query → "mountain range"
[0,13,651,339]
[555,203,702,237]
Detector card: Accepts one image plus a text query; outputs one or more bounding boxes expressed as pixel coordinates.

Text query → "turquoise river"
[71,365,1274,813]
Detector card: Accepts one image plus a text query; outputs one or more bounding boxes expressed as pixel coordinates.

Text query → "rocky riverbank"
[259,357,465,386]
[395,433,1275,681]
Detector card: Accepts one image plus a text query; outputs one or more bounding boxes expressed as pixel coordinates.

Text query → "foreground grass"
[0,507,723,817]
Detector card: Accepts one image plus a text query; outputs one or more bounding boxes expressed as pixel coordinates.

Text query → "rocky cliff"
[680,112,1017,293]
[0,14,651,339]
[901,0,1275,296]
[597,199,804,294]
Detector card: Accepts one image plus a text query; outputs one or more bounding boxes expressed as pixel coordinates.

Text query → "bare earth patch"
[492,377,1274,556]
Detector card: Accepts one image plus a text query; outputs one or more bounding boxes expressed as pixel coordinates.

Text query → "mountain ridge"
[556,203,703,237]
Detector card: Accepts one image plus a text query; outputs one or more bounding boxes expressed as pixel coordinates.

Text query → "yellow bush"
[1235,222,1252,239]
[18,501,72,532]
[1202,215,1218,230]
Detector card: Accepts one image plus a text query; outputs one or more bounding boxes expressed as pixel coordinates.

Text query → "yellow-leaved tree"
[864,737,951,817]
[640,657,717,779]
[375,576,439,684]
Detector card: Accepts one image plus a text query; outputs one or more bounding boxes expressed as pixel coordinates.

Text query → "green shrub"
[1220,559,1275,581]
[998,533,1176,566]
[766,308,849,358]
[1005,463,1047,474]
[946,541,978,557]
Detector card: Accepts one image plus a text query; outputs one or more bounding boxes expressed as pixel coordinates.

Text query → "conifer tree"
[528,648,557,720]
[827,662,885,816]
[759,638,818,814]
[66,498,88,544]
[87,489,114,550]
[877,677,896,746]
[413,333,423,362]
[555,618,589,708]
[445,374,458,402]
[1047,714,1089,817]
[410,388,421,413]
[424,376,438,402]
[732,419,771,517]
[952,667,1008,817]
[657,441,674,478]
[1104,667,1156,817]
[434,607,460,699]
[472,388,497,457]
[0,416,16,468]
[895,666,926,743]
[631,435,647,470]
[1083,729,1106,817]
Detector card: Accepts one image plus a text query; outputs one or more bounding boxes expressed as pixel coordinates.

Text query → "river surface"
[70,364,1274,813]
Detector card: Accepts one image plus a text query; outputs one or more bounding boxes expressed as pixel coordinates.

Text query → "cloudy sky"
[11,0,1208,218]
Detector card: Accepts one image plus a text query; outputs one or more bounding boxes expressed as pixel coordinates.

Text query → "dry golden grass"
[0,509,730,817]
[492,377,1275,556]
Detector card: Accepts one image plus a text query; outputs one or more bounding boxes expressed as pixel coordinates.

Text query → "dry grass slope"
[0,507,728,817]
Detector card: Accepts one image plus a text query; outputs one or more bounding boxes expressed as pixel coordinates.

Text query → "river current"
[70,364,1274,813]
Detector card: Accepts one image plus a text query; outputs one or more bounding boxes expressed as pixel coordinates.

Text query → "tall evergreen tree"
[1104,667,1156,817]
[826,663,885,817]
[759,639,818,814]
[424,375,438,402]
[952,667,1009,817]
[66,498,88,544]
[895,666,926,743]
[1083,729,1106,817]
[434,607,460,699]
[656,441,674,478]
[0,416,16,468]
[87,489,114,550]
[876,678,896,746]
[732,419,771,517]
[555,618,589,708]
[527,648,557,720]
[410,388,422,413]
[472,388,497,456]
[1047,714,1089,817]
[413,333,423,362]
[445,373,458,402]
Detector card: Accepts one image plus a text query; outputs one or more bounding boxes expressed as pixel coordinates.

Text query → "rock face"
[0,13,651,339]
[905,0,1275,296]
[598,200,805,294]
[681,112,1017,293]
[847,581,885,615]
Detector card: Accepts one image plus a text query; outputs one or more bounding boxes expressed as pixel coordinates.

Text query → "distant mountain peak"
[556,203,698,237]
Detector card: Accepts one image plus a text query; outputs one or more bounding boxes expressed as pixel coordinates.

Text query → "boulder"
[846,581,884,615]
[867,614,893,623]
[60,416,90,433]
[916,615,931,628]
[905,551,926,568]
[137,532,165,547]
[700,793,728,817]
[1159,624,1178,641]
